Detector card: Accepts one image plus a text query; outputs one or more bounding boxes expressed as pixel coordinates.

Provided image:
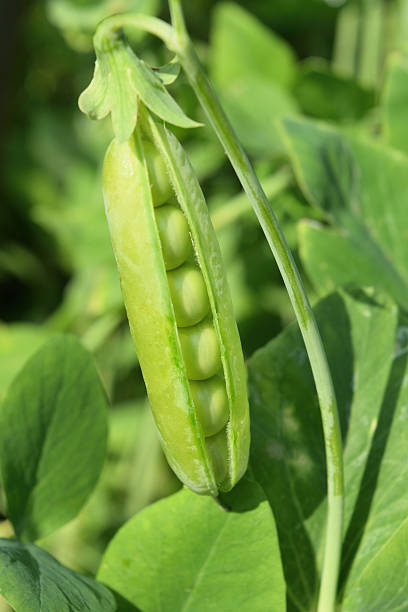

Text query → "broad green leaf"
[0,323,50,401]
[295,60,374,121]
[79,37,200,141]
[38,400,173,577]
[209,3,298,157]
[0,335,108,541]
[217,77,298,157]
[342,518,408,611]
[0,538,115,611]
[248,288,408,610]
[382,52,408,155]
[99,479,286,612]
[210,2,297,90]
[298,220,408,302]
[332,1,360,79]
[281,117,408,309]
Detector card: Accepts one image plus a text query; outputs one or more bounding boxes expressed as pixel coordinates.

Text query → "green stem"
[93,12,174,52]
[167,2,344,611]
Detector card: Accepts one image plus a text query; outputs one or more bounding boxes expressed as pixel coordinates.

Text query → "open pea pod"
[103,113,249,496]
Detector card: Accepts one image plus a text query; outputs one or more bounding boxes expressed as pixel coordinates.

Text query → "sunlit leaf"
[99,479,285,611]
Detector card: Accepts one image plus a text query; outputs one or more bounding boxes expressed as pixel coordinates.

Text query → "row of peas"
[144,140,230,483]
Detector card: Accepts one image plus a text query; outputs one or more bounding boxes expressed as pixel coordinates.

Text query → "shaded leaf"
[0,335,108,541]
[295,59,374,122]
[0,323,50,401]
[0,538,115,611]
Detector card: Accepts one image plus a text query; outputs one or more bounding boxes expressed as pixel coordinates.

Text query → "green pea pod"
[103,117,249,496]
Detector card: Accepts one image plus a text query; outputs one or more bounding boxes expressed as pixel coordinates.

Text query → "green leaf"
[154,58,180,85]
[217,77,298,157]
[210,2,297,90]
[209,2,298,157]
[342,518,408,611]
[0,335,108,542]
[0,538,115,611]
[341,311,408,609]
[79,57,113,122]
[79,36,200,141]
[294,59,374,121]
[382,52,408,155]
[98,479,286,611]
[281,117,408,309]
[248,288,408,610]
[298,220,408,303]
[0,323,50,401]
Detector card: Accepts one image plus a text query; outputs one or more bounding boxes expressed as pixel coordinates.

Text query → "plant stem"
[93,12,174,52]
[168,1,344,610]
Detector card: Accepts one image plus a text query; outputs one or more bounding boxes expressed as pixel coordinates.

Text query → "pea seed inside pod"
[178,318,222,380]
[143,140,173,206]
[206,429,229,484]
[155,204,193,270]
[167,263,210,327]
[189,376,229,437]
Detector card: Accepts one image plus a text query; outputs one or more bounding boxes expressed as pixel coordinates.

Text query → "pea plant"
[1,1,408,611]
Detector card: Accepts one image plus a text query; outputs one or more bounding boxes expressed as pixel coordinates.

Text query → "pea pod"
[103,117,249,495]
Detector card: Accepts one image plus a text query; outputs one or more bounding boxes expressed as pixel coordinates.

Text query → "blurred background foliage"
[1,0,408,586]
